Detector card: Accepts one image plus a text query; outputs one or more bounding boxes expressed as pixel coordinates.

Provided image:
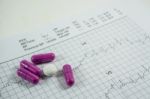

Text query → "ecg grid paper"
[0,15,150,99]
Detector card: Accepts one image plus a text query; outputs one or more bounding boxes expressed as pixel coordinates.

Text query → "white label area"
[0,8,150,99]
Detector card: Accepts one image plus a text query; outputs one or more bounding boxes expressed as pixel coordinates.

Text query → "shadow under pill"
[10,67,36,88]
[7,75,34,90]
[56,75,70,90]
[55,70,70,90]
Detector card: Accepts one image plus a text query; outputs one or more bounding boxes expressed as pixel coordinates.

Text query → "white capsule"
[43,64,58,76]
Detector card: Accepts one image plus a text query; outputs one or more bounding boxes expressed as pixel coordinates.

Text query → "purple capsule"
[20,60,42,77]
[63,64,75,86]
[31,52,55,64]
[17,68,39,84]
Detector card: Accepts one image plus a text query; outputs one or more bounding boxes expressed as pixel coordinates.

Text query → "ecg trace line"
[105,64,150,99]
[0,32,149,97]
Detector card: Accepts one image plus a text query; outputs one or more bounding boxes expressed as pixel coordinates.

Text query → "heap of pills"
[17,52,75,87]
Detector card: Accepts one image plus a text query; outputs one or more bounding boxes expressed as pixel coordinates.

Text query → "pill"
[20,60,42,77]
[17,68,39,84]
[43,64,58,76]
[63,64,75,86]
[31,52,55,64]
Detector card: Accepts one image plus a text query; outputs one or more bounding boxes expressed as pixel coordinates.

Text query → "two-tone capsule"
[20,60,43,77]
[17,68,39,84]
[31,52,55,64]
[63,64,75,86]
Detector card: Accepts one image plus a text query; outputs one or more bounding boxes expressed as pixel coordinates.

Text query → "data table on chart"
[0,9,150,99]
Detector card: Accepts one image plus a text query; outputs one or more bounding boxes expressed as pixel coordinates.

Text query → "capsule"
[31,52,55,64]
[20,60,42,77]
[17,68,40,84]
[63,64,75,86]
